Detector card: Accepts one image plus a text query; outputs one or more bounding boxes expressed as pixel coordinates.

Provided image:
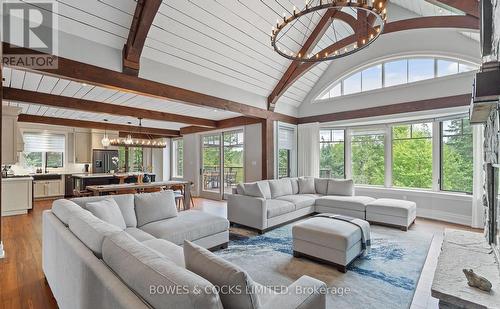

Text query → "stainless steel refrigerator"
[93,149,119,173]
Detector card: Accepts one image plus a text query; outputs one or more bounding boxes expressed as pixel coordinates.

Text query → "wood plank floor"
[0,198,481,309]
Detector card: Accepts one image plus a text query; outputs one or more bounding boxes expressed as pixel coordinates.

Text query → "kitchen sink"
[32,174,62,181]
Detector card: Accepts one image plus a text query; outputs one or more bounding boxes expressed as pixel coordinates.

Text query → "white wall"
[152,139,170,181]
[244,123,262,182]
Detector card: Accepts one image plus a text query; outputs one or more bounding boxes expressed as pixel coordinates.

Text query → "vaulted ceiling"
[1,0,480,132]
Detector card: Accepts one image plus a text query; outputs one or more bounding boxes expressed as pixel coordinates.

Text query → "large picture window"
[22,132,65,170]
[351,130,385,185]
[172,138,184,178]
[320,129,345,178]
[392,123,433,189]
[440,118,473,193]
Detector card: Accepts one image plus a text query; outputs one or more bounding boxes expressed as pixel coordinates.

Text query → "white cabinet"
[74,132,92,163]
[33,179,64,199]
[1,177,33,216]
[2,106,22,165]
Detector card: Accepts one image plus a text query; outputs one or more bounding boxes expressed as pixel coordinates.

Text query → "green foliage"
[320,143,344,178]
[46,152,63,168]
[23,152,42,168]
[278,149,290,178]
[392,123,432,189]
[351,134,385,185]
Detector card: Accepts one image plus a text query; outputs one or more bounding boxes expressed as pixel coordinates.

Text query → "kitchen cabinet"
[2,177,33,216]
[75,132,92,163]
[33,178,64,199]
[2,106,22,165]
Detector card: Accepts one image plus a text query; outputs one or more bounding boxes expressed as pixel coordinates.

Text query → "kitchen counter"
[72,172,155,179]
[2,177,33,216]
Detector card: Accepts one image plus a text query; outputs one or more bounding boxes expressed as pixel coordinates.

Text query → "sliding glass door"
[200,130,244,200]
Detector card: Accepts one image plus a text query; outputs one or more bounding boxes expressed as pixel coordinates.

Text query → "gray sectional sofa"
[43,190,327,309]
[228,177,416,233]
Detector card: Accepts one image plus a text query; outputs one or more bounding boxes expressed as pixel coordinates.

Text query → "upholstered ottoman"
[292,215,370,273]
[365,198,416,231]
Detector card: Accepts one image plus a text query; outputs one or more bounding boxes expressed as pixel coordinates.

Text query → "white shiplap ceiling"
[3,0,478,116]
[2,67,241,130]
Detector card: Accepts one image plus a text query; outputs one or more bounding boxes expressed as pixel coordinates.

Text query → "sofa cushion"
[52,199,87,226]
[140,210,229,245]
[314,178,329,195]
[269,179,293,198]
[102,232,222,309]
[327,179,354,196]
[266,199,295,218]
[298,177,315,194]
[315,196,376,212]
[142,238,185,267]
[184,240,259,309]
[71,194,137,228]
[135,190,178,227]
[256,181,272,199]
[236,183,246,195]
[276,194,316,210]
[243,182,265,198]
[125,227,155,242]
[289,178,299,194]
[86,198,127,230]
[68,210,122,258]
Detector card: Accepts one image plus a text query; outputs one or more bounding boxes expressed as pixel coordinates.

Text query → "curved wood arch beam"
[425,0,479,18]
[3,87,217,128]
[268,15,479,106]
[268,10,358,110]
[123,0,162,76]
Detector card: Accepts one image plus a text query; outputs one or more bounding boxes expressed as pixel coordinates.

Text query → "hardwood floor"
[0,198,481,309]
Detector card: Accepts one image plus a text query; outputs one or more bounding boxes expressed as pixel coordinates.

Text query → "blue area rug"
[215,222,433,309]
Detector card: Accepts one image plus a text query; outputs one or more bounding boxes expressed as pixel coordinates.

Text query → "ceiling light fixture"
[109,118,166,148]
[101,119,111,148]
[271,0,387,62]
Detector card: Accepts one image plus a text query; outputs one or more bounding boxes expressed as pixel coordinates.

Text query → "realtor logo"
[2,0,58,69]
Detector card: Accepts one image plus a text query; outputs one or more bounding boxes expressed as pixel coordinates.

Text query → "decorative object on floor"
[217,222,432,308]
[463,269,492,292]
[271,0,387,62]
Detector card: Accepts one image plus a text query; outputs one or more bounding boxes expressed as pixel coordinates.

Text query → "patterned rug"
[215,221,433,309]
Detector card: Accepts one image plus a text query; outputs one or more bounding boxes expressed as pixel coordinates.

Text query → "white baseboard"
[417,208,471,226]
[0,241,4,259]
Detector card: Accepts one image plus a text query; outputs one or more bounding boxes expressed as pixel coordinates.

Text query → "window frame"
[171,138,184,178]
[319,129,346,179]
[315,56,478,101]
[439,119,473,194]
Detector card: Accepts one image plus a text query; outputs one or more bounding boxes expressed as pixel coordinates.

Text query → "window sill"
[355,185,472,199]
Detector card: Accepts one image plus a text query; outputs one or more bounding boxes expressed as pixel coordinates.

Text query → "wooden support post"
[261,118,275,180]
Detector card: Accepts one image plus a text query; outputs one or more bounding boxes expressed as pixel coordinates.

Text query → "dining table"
[85,180,192,209]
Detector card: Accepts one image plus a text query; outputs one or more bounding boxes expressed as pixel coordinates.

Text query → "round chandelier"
[271,0,387,62]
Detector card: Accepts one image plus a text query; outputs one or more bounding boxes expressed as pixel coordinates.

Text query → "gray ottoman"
[366,198,417,231]
[292,216,370,273]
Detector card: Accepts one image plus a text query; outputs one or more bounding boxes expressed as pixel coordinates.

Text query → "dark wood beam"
[268,10,357,110]
[3,88,217,128]
[123,0,162,76]
[425,0,479,18]
[180,116,261,135]
[299,94,472,124]
[3,43,297,125]
[269,15,479,104]
[17,114,180,137]
[261,118,274,180]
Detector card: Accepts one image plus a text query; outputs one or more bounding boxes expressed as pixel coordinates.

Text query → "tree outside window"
[319,129,345,178]
[392,123,433,189]
[441,119,473,193]
[351,131,385,185]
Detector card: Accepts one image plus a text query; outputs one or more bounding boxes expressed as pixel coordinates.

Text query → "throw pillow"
[298,177,315,194]
[289,178,299,194]
[86,198,127,230]
[184,240,260,309]
[236,183,246,195]
[134,190,178,227]
[315,178,329,195]
[243,183,265,198]
[268,179,293,198]
[327,179,354,196]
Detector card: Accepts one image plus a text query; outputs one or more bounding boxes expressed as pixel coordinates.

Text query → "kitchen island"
[73,173,156,192]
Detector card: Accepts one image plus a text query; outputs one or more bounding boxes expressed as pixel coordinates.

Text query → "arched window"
[315,56,479,101]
